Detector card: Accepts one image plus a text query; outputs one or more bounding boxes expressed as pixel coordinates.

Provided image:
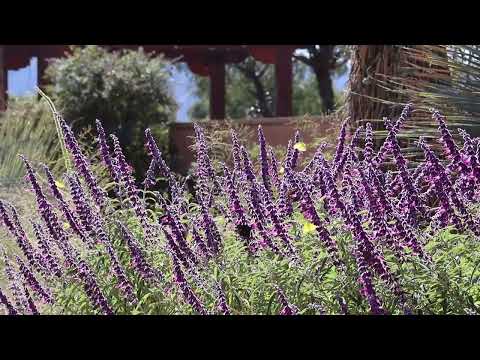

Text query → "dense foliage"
[1,102,480,315]
[45,45,177,178]
[187,59,346,120]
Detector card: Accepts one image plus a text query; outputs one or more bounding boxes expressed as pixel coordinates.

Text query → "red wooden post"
[208,59,226,119]
[275,47,293,117]
[0,46,6,111]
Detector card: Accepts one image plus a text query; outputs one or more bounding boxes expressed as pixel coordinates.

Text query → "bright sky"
[8,57,349,122]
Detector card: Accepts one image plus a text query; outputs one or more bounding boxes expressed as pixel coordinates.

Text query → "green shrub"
[44,45,177,178]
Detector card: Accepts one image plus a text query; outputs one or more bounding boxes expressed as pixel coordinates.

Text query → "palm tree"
[370,45,480,137]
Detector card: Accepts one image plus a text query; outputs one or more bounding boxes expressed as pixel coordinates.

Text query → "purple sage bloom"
[43,165,89,245]
[0,286,17,315]
[2,251,29,313]
[275,286,298,315]
[118,221,162,284]
[111,134,154,242]
[258,125,272,195]
[171,254,207,315]
[58,116,106,208]
[0,200,43,273]
[16,256,53,305]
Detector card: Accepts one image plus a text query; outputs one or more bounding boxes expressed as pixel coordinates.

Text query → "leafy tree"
[44,45,177,178]
[186,55,346,120]
[294,45,350,114]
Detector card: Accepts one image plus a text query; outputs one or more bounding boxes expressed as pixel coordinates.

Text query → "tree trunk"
[347,45,405,127]
[235,63,273,117]
[251,75,272,117]
[314,67,335,114]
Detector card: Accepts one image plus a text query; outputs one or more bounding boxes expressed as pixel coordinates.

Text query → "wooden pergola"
[0,45,300,118]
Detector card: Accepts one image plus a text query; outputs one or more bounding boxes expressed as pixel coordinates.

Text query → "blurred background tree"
[185,45,350,120]
[294,45,350,113]
[44,45,178,179]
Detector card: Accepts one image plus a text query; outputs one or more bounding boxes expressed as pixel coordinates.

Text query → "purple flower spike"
[386,125,424,225]
[215,283,231,315]
[223,164,257,252]
[75,258,114,315]
[336,295,349,315]
[230,129,242,178]
[290,130,301,170]
[58,116,106,208]
[43,165,88,244]
[294,175,342,267]
[30,221,62,278]
[111,134,154,242]
[277,176,294,220]
[66,174,96,248]
[193,123,216,181]
[0,200,43,274]
[241,146,268,224]
[171,254,207,315]
[17,256,53,305]
[364,122,374,164]
[333,118,348,168]
[95,119,119,183]
[118,222,161,284]
[158,195,199,264]
[457,129,480,200]
[145,129,173,179]
[275,286,298,315]
[419,138,479,236]
[197,195,223,257]
[145,128,182,204]
[268,146,280,191]
[258,125,272,195]
[223,164,247,226]
[374,103,413,167]
[23,285,39,315]
[104,241,138,305]
[346,200,408,313]
[190,223,210,258]
[283,140,294,172]
[322,159,348,220]
[2,251,29,313]
[143,159,157,189]
[0,286,17,315]
[21,156,79,269]
[262,182,298,259]
[432,109,469,175]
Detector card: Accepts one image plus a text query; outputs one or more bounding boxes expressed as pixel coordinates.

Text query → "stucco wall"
[169,116,342,174]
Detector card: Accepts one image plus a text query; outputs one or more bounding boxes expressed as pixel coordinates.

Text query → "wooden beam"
[0,46,5,111]
[275,47,293,117]
[208,60,226,119]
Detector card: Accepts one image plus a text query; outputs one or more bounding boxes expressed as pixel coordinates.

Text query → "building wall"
[169,116,341,174]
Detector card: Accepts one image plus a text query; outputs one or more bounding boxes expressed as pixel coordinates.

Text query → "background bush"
[44,45,177,178]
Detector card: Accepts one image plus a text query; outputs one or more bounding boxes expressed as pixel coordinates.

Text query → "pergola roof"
[1,45,300,118]
[2,45,300,75]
